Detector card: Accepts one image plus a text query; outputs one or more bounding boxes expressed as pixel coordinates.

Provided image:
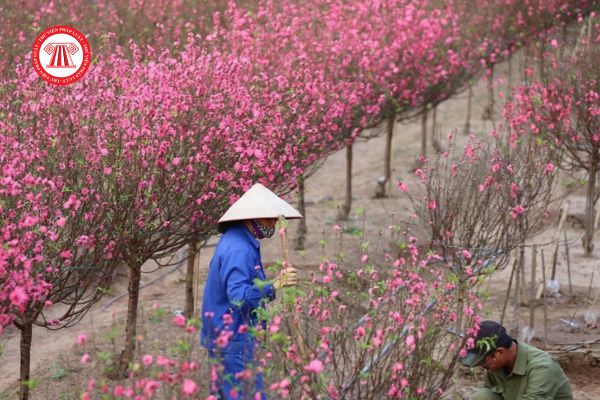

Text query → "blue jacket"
[201,223,276,353]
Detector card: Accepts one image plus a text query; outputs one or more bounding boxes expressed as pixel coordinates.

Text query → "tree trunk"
[431,104,442,153]
[295,175,307,250]
[583,159,597,257]
[184,242,197,319]
[538,42,547,85]
[338,144,353,220]
[113,262,142,378]
[18,321,33,400]
[507,56,513,99]
[482,64,495,120]
[464,85,472,135]
[375,117,394,198]
[420,107,428,159]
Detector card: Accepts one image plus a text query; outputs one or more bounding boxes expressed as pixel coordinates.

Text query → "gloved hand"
[273,267,298,289]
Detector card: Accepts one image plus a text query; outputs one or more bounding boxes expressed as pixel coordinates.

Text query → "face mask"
[250,219,275,239]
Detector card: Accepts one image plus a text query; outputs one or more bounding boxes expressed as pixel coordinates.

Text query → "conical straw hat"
[218,183,303,224]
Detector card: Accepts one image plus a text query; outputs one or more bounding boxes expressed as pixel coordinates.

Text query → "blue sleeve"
[222,250,276,311]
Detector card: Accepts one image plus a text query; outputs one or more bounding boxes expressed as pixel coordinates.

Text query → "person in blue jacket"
[201,183,302,399]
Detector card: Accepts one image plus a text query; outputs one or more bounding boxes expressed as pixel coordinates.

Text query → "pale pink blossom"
[9,287,28,307]
[304,359,324,374]
[511,205,526,219]
[157,355,170,366]
[142,354,153,366]
[406,335,416,349]
[144,380,160,396]
[76,333,88,346]
[279,378,291,388]
[216,331,232,348]
[173,314,186,327]
[222,313,233,325]
[355,326,366,339]
[182,378,198,395]
[392,362,404,372]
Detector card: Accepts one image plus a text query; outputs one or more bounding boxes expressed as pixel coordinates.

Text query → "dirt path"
[1,58,599,398]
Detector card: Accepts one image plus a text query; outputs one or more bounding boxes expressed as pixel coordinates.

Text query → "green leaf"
[97,351,113,362]
[175,339,192,354]
[96,286,110,294]
[476,335,497,353]
[105,325,119,341]
[358,341,370,351]
[353,207,365,217]
[342,226,363,237]
[50,364,67,380]
[530,95,542,107]
[270,332,287,345]
[21,379,38,390]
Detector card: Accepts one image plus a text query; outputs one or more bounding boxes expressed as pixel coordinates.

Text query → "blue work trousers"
[207,348,266,400]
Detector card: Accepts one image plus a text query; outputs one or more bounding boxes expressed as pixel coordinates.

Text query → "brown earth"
[1,56,599,399]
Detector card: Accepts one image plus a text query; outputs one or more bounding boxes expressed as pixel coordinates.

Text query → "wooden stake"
[551,200,570,280]
[517,246,524,305]
[520,246,527,305]
[279,218,308,360]
[538,200,569,298]
[586,271,596,305]
[594,195,600,229]
[564,231,573,297]
[501,259,517,326]
[541,249,548,343]
[193,245,201,317]
[566,271,595,331]
[512,249,523,336]
[530,245,537,330]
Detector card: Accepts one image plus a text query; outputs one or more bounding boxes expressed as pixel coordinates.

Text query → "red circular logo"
[32,26,91,86]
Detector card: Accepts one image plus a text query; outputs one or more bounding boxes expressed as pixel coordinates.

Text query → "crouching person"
[460,320,572,400]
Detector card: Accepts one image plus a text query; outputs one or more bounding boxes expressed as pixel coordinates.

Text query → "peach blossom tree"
[505,17,600,255]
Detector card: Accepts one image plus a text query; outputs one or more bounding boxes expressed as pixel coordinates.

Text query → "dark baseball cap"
[460,321,513,367]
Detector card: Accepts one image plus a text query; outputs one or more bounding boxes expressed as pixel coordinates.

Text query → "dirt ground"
[1,57,599,399]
